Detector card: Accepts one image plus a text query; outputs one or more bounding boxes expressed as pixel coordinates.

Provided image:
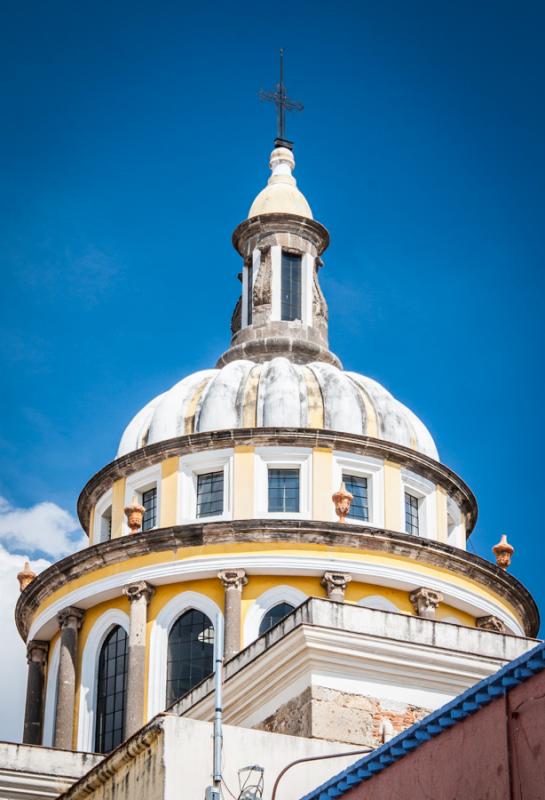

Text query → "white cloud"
[0,496,86,558]
[0,544,51,742]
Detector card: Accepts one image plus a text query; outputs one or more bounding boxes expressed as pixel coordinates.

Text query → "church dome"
[248,147,313,219]
[117,357,438,460]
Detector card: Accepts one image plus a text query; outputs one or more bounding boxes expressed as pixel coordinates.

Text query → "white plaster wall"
[161,715,359,800]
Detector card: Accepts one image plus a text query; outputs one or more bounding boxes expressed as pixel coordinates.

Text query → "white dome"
[117,357,438,460]
[248,147,313,219]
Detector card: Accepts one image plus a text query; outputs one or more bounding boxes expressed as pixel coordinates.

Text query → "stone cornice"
[77,428,478,534]
[16,519,538,639]
[232,213,330,256]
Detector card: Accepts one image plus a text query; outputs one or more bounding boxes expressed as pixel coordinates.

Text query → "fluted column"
[23,640,49,745]
[54,607,84,749]
[321,571,352,602]
[123,581,155,736]
[218,569,247,660]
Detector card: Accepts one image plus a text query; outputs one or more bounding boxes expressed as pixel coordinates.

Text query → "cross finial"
[259,49,303,150]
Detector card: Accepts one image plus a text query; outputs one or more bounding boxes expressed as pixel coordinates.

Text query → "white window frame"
[255,447,312,519]
[447,496,465,550]
[93,488,113,544]
[147,591,222,718]
[243,585,307,645]
[333,451,384,527]
[77,609,130,752]
[270,246,313,325]
[42,638,60,747]
[179,449,233,524]
[400,469,436,539]
[124,463,162,535]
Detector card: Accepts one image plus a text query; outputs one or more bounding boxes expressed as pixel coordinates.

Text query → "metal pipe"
[271,747,373,800]
[212,613,224,788]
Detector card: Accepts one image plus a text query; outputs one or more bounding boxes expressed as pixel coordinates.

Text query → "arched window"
[94,626,128,754]
[166,610,214,706]
[259,602,295,636]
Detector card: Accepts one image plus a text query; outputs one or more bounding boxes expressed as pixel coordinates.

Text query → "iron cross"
[259,49,303,148]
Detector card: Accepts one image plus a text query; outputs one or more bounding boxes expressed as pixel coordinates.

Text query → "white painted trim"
[301,253,314,326]
[333,451,384,528]
[401,468,436,539]
[254,447,312,519]
[179,449,233,523]
[93,489,113,545]
[447,496,465,550]
[124,464,162,535]
[357,595,400,612]
[77,609,130,752]
[28,554,524,642]
[42,638,60,747]
[147,591,222,720]
[243,585,308,645]
[270,245,281,320]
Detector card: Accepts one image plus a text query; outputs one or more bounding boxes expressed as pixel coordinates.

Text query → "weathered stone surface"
[257,685,430,747]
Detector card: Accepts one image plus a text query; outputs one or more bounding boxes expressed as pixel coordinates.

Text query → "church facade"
[14,134,539,787]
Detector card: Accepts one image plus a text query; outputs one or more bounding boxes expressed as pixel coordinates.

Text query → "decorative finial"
[17,560,36,592]
[492,534,514,570]
[332,482,353,523]
[124,496,146,534]
[259,49,303,149]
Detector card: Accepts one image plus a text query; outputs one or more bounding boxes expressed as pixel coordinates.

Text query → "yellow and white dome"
[248,147,312,219]
[117,357,438,460]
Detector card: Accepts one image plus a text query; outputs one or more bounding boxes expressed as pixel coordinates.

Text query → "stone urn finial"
[124,496,146,534]
[17,560,36,592]
[492,534,514,570]
[332,482,353,523]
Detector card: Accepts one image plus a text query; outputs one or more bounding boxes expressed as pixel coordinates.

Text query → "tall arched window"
[94,626,128,754]
[166,610,214,706]
[259,602,295,636]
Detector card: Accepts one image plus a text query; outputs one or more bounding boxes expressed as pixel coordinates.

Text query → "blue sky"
[1,1,544,738]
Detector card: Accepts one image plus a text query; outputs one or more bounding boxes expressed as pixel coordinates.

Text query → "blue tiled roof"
[300,641,545,800]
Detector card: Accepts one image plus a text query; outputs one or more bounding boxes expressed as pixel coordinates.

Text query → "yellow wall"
[384,461,402,530]
[233,446,254,519]
[312,447,333,521]
[111,477,126,539]
[436,485,448,543]
[160,457,179,527]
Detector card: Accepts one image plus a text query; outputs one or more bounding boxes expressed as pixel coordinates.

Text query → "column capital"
[57,606,85,631]
[409,587,443,619]
[218,569,248,591]
[476,615,507,634]
[26,640,49,667]
[123,581,155,604]
[321,571,352,600]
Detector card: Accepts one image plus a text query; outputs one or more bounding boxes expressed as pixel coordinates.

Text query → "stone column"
[321,572,352,602]
[54,607,84,750]
[23,640,49,745]
[476,615,507,633]
[123,581,155,737]
[218,569,247,660]
[409,587,443,620]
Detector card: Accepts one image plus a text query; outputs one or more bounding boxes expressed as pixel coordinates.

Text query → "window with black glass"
[281,251,302,321]
[343,474,369,522]
[94,626,128,754]
[142,487,157,531]
[268,468,299,513]
[405,492,420,535]
[258,602,295,636]
[196,471,224,518]
[166,610,214,706]
[246,262,253,325]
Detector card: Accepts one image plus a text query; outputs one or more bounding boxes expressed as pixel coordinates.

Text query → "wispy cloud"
[0,496,86,558]
[0,545,51,742]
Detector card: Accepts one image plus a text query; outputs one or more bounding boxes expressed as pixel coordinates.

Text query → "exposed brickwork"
[255,685,430,747]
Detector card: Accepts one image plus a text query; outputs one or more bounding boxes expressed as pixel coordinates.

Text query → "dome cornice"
[15,518,538,640]
[232,213,329,257]
[77,428,477,535]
